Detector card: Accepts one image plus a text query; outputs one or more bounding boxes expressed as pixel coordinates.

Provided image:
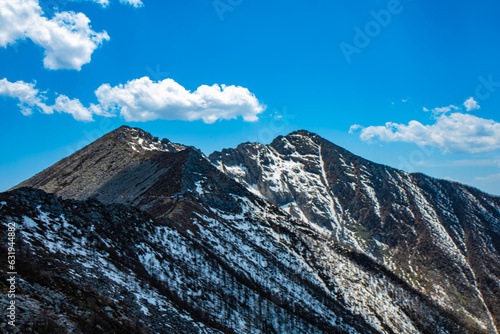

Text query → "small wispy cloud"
[476,173,500,182]
[119,0,143,7]
[348,124,362,134]
[463,97,480,111]
[450,159,500,167]
[413,159,500,168]
[64,0,144,9]
[69,0,110,7]
[431,104,458,115]
[0,78,109,121]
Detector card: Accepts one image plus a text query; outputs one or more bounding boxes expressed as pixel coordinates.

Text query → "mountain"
[13,125,187,202]
[209,130,500,332]
[2,125,499,333]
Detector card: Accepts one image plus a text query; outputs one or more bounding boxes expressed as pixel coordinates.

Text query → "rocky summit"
[1,125,499,333]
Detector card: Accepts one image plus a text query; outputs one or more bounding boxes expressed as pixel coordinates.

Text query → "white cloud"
[1,77,266,124]
[417,159,500,168]
[0,78,52,116]
[70,0,110,7]
[451,159,500,167]
[95,77,266,123]
[68,0,143,7]
[0,0,109,70]
[476,173,500,182]
[119,0,143,7]
[463,97,480,111]
[349,124,362,134]
[53,95,94,121]
[431,104,458,115]
[353,112,500,153]
[0,78,99,121]
[423,107,429,112]
[93,0,110,6]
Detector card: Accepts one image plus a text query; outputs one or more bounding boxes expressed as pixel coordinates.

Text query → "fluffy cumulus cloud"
[351,97,498,153]
[0,0,109,70]
[95,77,266,123]
[1,77,266,123]
[464,97,480,111]
[350,113,500,154]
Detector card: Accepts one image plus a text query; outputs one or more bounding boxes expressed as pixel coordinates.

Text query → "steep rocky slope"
[210,130,500,332]
[2,187,473,333]
[5,126,500,333]
[14,126,186,201]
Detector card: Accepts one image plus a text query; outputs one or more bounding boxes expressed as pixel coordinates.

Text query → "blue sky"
[1,0,500,195]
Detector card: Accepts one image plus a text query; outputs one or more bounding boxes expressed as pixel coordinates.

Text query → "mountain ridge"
[3,125,500,333]
[209,128,500,333]
[15,125,498,198]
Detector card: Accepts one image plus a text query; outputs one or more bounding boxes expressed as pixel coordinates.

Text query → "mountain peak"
[286,129,320,138]
[13,125,186,200]
[113,124,133,131]
[270,130,322,147]
[105,125,186,153]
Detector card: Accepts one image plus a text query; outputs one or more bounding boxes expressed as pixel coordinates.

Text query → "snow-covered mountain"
[210,130,500,332]
[2,126,499,333]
